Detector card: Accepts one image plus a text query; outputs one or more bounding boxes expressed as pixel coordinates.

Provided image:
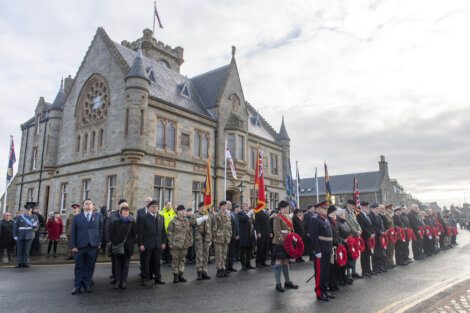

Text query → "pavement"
[0,231,469,313]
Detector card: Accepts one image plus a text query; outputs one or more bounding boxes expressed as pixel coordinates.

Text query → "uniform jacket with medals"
[308,213,333,255]
[14,214,39,240]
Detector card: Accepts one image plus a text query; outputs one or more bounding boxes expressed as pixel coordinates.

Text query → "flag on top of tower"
[154,1,163,29]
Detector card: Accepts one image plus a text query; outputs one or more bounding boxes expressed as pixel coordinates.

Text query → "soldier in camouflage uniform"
[191,201,211,280]
[212,201,232,278]
[167,205,193,283]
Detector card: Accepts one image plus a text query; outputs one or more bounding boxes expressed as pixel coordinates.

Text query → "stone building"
[3,28,290,217]
[297,155,421,208]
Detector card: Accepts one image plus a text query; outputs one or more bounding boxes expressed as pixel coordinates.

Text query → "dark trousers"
[412,238,423,259]
[162,244,171,262]
[423,237,433,255]
[319,254,331,292]
[360,249,372,273]
[0,245,15,260]
[256,235,269,264]
[403,240,410,259]
[30,232,41,255]
[240,246,252,267]
[329,262,337,289]
[113,255,131,284]
[47,240,58,254]
[226,238,237,269]
[74,246,98,289]
[16,239,32,264]
[142,248,161,281]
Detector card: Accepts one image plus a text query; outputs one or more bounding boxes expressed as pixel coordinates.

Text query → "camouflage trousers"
[214,242,228,270]
[171,248,187,274]
[195,239,211,272]
[386,242,395,266]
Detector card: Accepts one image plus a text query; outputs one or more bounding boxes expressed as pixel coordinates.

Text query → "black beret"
[278,200,289,209]
[176,205,185,211]
[327,205,337,215]
[148,200,159,207]
[346,199,356,205]
[198,201,205,208]
[219,201,227,207]
[118,199,128,205]
[233,204,240,209]
[360,201,369,206]
[370,203,379,209]
[24,202,36,209]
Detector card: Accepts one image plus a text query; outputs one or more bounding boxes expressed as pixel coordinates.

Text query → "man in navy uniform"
[70,199,103,295]
[356,201,375,277]
[13,202,39,268]
[309,201,335,301]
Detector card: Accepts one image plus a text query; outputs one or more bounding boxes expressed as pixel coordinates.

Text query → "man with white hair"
[408,204,425,260]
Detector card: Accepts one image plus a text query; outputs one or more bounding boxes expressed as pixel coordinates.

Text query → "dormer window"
[146,68,156,83]
[179,83,190,98]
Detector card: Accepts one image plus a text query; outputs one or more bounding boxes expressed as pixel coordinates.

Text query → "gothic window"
[90,131,95,150]
[157,120,165,149]
[77,74,110,128]
[193,132,200,157]
[201,133,208,159]
[76,136,81,153]
[167,122,175,151]
[83,133,88,152]
[98,129,104,148]
[237,135,245,160]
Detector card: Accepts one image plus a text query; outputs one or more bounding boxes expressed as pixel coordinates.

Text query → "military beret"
[219,201,227,207]
[233,204,240,209]
[176,205,185,211]
[314,201,328,209]
[360,201,369,206]
[327,205,337,215]
[370,203,380,209]
[346,199,356,205]
[148,200,159,207]
[24,202,36,209]
[198,201,204,208]
[277,200,289,209]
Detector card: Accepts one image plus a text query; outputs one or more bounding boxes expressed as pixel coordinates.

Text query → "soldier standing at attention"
[272,200,299,292]
[167,205,193,284]
[213,201,232,278]
[14,202,39,268]
[65,204,81,260]
[382,205,396,268]
[191,201,211,280]
[309,201,334,301]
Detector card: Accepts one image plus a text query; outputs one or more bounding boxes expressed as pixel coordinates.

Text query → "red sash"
[278,214,293,230]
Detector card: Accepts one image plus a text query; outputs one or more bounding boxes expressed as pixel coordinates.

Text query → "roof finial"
[231,45,236,57]
[60,77,64,91]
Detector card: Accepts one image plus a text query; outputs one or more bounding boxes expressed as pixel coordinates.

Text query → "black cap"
[176,205,185,211]
[346,199,356,205]
[118,199,127,205]
[233,204,240,209]
[277,200,289,209]
[148,200,159,207]
[327,205,337,215]
[219,201,227,207]
[360,201,369,206]
[71,203,81,208]
[314,201,328,209]
[370,203,379,209]
[198,201,204,208]
[24,202,36,209]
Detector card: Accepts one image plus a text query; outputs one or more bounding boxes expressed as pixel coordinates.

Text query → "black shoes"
[197,271,203,280]
[202,271,211,280]
[154,279,166,285]
[45,254,50,258]
[71,287,81,295]
[246,264,255,269]
[141,281,149,287]
[284,281,299,289]
[227,267,237,272]
[174,273,179,284]
[362,272,371,277]
[85,286,92,293]
[178,272,187,283]
[216,270,224,278]
[114,283,119,289]
[256,263,263,268]
[275,283,285,292]
[326,291,335,299]
[317,293,329,301]
[352,273,363,279]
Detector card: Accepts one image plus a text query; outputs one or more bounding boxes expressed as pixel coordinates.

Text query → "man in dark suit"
[226,202,239,272]
[70,199,103,295]
[369,204,387,273]
[136,196,153,225]
[138,200,167,287]
[356,201,375,277]
[105,199,126,284]
[255,207,270,267]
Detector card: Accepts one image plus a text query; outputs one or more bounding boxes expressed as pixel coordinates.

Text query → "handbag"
[111,223,131,256]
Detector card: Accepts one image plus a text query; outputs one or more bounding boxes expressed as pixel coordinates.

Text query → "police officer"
[213,201,232,278]
[309,201,335,301]
[13,202,39,268]
[191,202,211,280]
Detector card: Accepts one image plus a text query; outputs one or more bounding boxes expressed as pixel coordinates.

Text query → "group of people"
[0,196,463,302]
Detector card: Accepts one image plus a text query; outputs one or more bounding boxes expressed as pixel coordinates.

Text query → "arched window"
[157,120,165,149]
[90,131,96,150]
[98,129,104,148]
[76,74,110,128]
[83,133,88,152]
[193,132,200,157]
[76,135,81,153]
[167,122,175,151]
[201,133,208,159]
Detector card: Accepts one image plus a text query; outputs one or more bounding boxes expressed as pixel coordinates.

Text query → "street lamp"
[238,181,246,205]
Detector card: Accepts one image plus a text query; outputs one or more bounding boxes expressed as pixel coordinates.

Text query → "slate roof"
[191,65,230,109]
[278,116,290,141]
[296,171,384,196]
[50,80,65,110]
[126,49,149,82]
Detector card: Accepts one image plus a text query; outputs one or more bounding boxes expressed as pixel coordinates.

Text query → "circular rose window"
[77,75,110,127]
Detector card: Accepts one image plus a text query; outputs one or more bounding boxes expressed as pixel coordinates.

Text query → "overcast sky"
[1,0,469,207]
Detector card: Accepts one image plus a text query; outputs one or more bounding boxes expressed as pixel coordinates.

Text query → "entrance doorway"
[225,190,240,204]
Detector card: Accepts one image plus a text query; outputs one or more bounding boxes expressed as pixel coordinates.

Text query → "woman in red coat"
[46,212,63,257]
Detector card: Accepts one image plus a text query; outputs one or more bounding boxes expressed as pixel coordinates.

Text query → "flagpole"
[152,1,156,36]
[224,136,227,201]
[315,167,319,203]
[296,161,300,209]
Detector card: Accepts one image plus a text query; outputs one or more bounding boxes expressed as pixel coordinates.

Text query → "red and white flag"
[225,139,237,179]
[353,176,360,213]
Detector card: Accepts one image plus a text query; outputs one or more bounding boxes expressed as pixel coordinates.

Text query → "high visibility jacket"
[160,207,176,232]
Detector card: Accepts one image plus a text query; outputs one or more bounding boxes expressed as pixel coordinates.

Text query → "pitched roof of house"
[297,171,384,196]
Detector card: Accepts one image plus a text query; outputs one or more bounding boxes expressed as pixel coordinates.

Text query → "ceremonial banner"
[203,156,212,210]
[254,147,266,213]
[324,163,332,205]
[225,140,237,179]
[6,136,15,184]
[353,176,360,214]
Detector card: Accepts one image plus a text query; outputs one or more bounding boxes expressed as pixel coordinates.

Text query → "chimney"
[379,155,388,177]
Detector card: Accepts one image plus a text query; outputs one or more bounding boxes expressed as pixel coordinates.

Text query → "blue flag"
[6,136,16,184]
